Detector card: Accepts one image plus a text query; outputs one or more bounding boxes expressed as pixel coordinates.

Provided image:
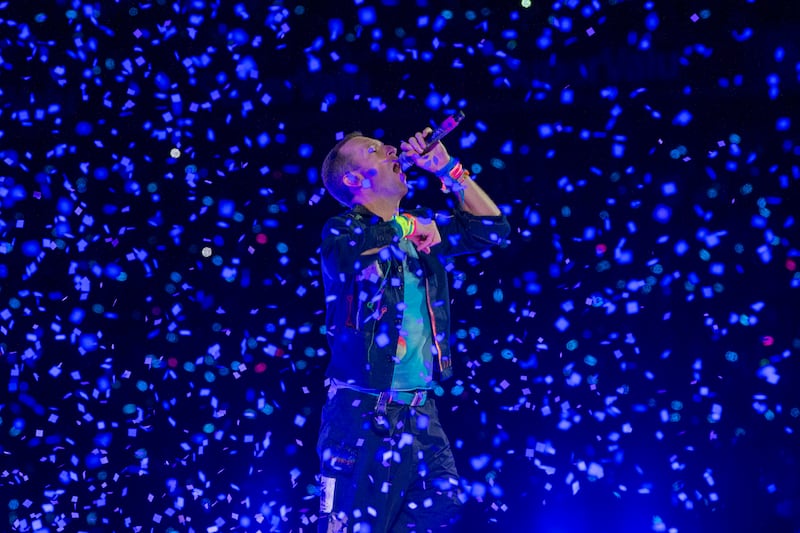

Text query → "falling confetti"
[0,1,798,532]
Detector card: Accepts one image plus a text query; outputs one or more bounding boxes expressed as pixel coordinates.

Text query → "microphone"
[399,110,466,171]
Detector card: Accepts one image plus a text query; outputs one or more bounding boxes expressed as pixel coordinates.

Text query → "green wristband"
[391,214,416,238]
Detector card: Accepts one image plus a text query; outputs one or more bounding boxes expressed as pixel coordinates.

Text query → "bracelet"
[439,158,471,196]
[435,157,459,178]
[391,213,417,238]
[448,161,466,181]
[441,169,470,202]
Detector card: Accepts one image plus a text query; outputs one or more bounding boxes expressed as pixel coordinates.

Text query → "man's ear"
[342,171,362,188]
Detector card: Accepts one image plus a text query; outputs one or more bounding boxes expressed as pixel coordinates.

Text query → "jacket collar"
[351,203,374,216]
[349,203,384,220]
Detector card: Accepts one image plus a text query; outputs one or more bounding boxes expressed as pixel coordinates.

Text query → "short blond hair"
[321,131,362,207]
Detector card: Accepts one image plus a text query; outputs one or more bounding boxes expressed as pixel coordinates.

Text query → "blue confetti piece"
[358,6,377,25]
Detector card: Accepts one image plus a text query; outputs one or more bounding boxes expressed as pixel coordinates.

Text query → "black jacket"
[320,204,511,390]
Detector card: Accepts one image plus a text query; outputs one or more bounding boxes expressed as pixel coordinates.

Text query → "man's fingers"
[410,233,430,247]
[407,129,435,153]
[406,218,440,254]
[409,229,439,254]
[408,233,429,249]
[414,238,432,254]
[407,135,424,152]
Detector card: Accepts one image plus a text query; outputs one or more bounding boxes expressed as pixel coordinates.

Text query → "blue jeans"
[317,386,462,532]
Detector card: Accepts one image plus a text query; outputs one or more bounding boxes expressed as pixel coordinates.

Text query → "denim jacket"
[320,204,511,390]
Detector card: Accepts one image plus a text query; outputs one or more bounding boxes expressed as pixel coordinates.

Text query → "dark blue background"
[1,1,798,531]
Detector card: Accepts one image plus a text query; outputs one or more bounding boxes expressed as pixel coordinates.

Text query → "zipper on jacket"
[345,294,356,329]
[423,276,445,376]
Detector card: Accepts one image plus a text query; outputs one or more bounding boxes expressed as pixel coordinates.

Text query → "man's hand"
[407,216,441,254]
[400,127,451,174]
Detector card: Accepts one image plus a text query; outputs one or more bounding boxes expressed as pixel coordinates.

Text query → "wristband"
[439,159,471,197]
[435,157,459,178]
[391,213,417,238]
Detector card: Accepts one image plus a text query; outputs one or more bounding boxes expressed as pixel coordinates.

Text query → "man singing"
[316,119,510,532]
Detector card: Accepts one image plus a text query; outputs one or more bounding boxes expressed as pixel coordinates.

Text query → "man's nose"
[386,145,397,157]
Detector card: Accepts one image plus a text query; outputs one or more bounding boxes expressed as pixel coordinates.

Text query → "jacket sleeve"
[320,213,400,279]
[422,207,511,257]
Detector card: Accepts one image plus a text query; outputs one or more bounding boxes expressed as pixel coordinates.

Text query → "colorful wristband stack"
[435,157,470,199]
[391,213,417,238]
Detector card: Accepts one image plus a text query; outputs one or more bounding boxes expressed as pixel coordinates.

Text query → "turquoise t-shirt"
[391,239,433,390]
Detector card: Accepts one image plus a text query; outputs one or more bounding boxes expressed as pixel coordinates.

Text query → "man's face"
[342,136,408,199]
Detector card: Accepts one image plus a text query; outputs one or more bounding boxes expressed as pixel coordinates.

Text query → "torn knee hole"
[325,514,347,533]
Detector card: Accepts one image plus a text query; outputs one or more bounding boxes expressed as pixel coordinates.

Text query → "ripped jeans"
[316,385,462,532]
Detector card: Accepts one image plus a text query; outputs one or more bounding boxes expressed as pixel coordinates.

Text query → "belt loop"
[327,379,338,400]
[373,392,391,435]
[411,390,425,406]
[375,391,389,416]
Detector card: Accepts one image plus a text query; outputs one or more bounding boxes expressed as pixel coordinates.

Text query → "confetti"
[0,1,798,532]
